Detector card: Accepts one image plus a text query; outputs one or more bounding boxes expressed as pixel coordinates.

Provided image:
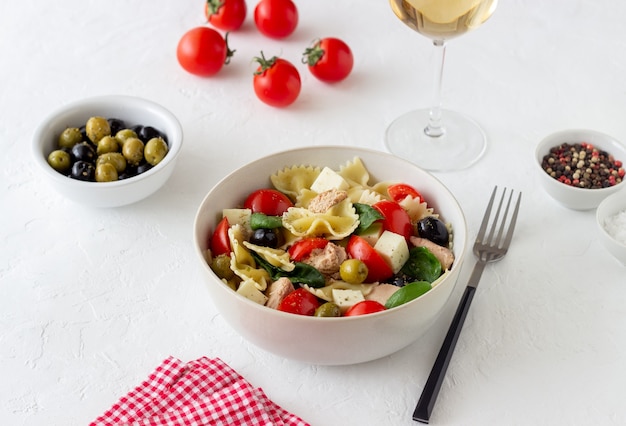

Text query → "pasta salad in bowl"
[193,146,467,365]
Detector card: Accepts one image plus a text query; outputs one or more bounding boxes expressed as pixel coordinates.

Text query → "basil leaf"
[400,246,442,283]
[250,213,283,230]
[354,203,383,233]
[251,252,326,288]
[385,281,432,309]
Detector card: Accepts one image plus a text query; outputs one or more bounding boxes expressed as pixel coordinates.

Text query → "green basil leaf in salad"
[354,203,383,233]
[250,212,283,230]
[251,252,326,288]
[400,246,442,283]
[385,281,432,309]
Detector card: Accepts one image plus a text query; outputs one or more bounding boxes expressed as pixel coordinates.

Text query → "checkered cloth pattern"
[90,356,310,426]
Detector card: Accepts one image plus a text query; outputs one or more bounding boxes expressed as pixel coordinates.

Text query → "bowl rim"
[534,128,626,194]
[32,94,183,188]
[193,144,468,322]
[596,190,626,249]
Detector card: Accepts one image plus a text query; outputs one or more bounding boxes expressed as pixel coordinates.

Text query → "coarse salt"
[604,208,626,246]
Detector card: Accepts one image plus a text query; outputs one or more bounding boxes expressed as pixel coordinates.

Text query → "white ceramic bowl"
[535,129,626,210]
[32,95,183,208]
[596,190,626,266]
[193,146,468,365]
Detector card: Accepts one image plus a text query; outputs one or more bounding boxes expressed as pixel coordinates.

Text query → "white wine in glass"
[386,0,498,171]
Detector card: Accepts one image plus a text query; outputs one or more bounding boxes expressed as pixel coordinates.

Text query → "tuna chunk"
[365,283,400,306]
[308,189,348,213]
[266,277,295,309]
[409,237,455,270]
[303,242,347,275]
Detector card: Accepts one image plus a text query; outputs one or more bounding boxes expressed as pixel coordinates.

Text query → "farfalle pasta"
[282,199,359,240]
[270,164,321,199]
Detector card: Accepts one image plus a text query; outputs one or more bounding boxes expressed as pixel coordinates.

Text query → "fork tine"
[476,186,498,243]
[493,189,513,248]
[500,190,522,251]
[485,187,506,245]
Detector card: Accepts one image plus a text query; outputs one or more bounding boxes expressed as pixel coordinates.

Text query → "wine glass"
[386,0,498,171]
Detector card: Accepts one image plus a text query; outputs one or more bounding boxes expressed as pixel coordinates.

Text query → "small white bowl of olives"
[32,95,183,208]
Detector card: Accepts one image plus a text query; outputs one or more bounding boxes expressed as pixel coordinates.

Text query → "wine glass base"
[385,109,487,172]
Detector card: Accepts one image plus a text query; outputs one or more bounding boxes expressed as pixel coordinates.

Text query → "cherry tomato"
[345,235,393,283]
[205,0,247,31]
[302,37,354,83]
[253,53,301,107]
[277,288,320,316]
[373,200,413,242]
[254,0,298,39]
[387,183,423,204]
[176,26,233,77]
[344,300,386,317]
[210,217,231,256]
[288,238,329,261]
[243,188,294,216]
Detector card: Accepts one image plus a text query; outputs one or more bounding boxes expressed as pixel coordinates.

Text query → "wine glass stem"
[425,39,446,138]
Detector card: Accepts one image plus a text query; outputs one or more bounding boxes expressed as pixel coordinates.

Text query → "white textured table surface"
[2,1,626,425]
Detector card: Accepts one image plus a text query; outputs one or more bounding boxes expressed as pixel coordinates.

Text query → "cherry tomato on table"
[252,53,301,107]
[345,235,393,283]
[302,37,354,83]
[387,183,423,204]
[373,200,413,242]
[254,0,298,39]
[210,217,231,256]
[344,300,386,316]
[176,26,234,76]
[244,188,294,216]
[277,288,320,316]
[205,0,247,31]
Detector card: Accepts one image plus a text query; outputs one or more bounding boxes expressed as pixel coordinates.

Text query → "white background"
[1,0,625,425]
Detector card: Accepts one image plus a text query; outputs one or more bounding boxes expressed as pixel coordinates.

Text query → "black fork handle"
[413,285,476,424]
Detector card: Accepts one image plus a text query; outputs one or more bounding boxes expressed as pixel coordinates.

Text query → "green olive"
[115,128,138,146]
[96,135,120,155]
[85,116,111,143]
[339,259,368,284]
[47,149,71,173]
[210,254,234,280]
[144,137,168,166]
[95,162,118,182]
[57,127,82,149]
[314,302,342,317]
[97,152,126,173]
[122,137,144,166]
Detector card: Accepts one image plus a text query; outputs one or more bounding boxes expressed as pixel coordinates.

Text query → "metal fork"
[413,186,522,424]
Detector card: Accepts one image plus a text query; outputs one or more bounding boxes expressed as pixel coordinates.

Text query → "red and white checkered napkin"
[90,356,310,426]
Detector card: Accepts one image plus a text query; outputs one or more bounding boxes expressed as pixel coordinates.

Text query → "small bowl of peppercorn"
[32,95,183,208]
[535,129,626,210]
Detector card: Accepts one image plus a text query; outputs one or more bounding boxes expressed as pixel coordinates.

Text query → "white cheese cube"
[236,279,269,305]
[374,230,409,274]
[223,208,252,229]
[358,222,384,246]
[332,288,365,312]
[310,167,350,193]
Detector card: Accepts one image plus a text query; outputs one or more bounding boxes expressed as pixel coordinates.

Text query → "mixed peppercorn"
[541,142,624,189]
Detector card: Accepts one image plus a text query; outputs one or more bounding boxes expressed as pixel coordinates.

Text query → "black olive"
[70,161,95,181]
[416,216,449,246]
[78,125,88,142]
[391,275,409,287]
[70,142,96,162]
[249,228,284,248]
[135,162,153,175]
[107,118,126,135]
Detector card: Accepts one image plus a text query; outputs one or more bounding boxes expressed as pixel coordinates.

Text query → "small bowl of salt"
[597,190,626,266]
